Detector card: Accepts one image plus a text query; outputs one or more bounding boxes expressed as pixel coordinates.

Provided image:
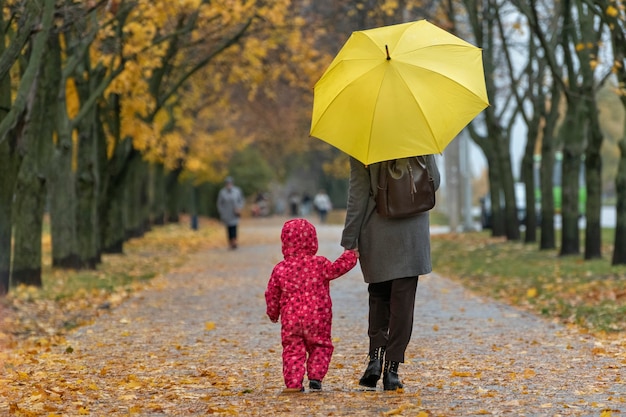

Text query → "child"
[265,218,358,392]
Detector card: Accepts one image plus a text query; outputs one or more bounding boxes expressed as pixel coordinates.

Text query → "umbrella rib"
[394,43,478,58]
[387,64,440,145]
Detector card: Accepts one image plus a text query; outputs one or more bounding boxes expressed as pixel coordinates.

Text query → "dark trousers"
[367,276,419,363]
[227,225,237,240]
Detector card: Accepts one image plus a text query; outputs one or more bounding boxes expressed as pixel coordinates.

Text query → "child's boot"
[309,379,322,391]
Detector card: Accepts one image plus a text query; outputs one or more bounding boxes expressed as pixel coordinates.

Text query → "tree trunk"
[495,129,521,241]
[583,97,603,260]
[0,0,54,293]
[0,29,20,293]
[0,140,18,294]
[487,161,506,236]
[151,163,166,225]
[99,96,128,254]
[0,0,55,145]
[165,168,182,223]
[75,120,101,269]
[124,154,147,239]
[12,32,58,287]
[48,33,79,268]
[101,180,126,254]
[12,160,46,287]
[559,102,585,256]
[539,142,556,250]
[539,83,560,251]
[521,120,539,243]
[49,138,79,267]
[139,160,151,234]
[613,135,626,265]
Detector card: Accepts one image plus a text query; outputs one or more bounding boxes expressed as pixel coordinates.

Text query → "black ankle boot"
[359,346,385,388]
[383,360,403,391]
[309,379,322,391]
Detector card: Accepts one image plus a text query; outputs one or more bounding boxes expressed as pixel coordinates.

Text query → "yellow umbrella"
[310,20,489,165]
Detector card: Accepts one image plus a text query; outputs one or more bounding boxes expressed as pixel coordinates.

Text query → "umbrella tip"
[385,44,390,60]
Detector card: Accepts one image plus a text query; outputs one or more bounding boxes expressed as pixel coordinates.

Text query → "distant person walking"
[217,176,244,249]
[288,192,300,217]
[265,218,358,392]
[313,189,332,223]
[301,193,312,216]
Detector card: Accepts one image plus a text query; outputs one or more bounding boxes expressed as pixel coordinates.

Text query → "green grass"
[431,229,626,336]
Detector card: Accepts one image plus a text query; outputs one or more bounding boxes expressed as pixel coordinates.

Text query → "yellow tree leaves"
[91,1,307,180]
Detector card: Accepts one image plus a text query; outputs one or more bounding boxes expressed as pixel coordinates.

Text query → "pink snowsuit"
[265,218,358,390]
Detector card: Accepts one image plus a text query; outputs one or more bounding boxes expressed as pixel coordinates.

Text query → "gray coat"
[217,185,244,226]
[341,155,441,284]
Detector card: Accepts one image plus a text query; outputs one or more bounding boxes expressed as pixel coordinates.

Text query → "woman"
[341,155,440,391]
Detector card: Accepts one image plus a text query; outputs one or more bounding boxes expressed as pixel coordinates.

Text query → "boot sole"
[358,374,380,388]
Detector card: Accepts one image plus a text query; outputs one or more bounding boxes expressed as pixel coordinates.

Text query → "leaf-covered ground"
[431,231,626,335]
[2,217,626,416]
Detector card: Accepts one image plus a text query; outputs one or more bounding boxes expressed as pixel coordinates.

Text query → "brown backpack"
[375,156,435,219]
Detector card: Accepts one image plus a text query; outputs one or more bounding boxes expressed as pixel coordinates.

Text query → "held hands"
[347,248,359,258]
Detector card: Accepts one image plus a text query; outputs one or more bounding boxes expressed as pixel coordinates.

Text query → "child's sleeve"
[324,250,358,281]
[265,269,281,322]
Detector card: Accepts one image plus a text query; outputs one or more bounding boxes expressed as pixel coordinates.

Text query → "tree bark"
[150,163,166,225]
[0,8,20,292]
[539,83,560,251]
[12,158,47,287]
[165,168,182,223]
[101,180,125,254]
[0,0,54,293]
[48,33,79,268]
[75,117,101,269]
[0,0,55,145]
[0,138,21,294]
[99,96,128,254]
[583,94,603,260]
[559,105,584,256]
[124,154,147,239]
[495,127,521,241]
[12,31,58,287]
[613,139,626,265]
[521,121,538,243]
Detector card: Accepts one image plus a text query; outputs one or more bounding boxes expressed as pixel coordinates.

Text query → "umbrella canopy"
[310,20,489,165]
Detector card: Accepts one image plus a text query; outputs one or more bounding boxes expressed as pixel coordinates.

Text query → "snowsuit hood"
[281,218,318,258]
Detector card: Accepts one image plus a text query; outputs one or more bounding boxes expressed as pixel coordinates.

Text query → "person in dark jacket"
[341,155,440,391]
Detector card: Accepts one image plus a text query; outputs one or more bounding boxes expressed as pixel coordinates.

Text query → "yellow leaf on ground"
[205,322,216,331]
